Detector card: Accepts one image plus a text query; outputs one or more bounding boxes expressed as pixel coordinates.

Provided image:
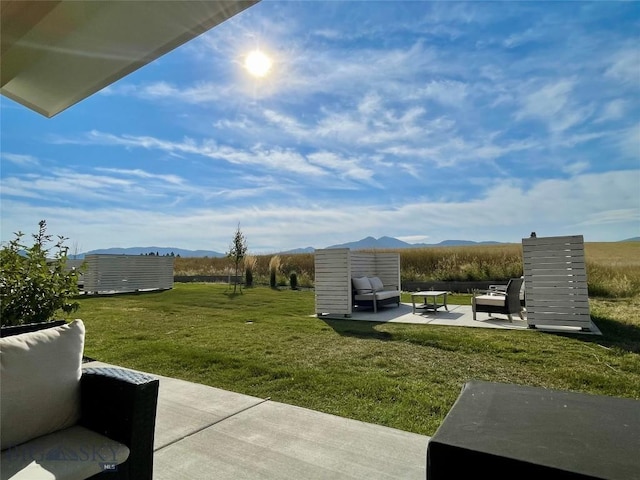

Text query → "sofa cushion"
[368,276,385,291]
[0,425,129,480]
[355,290,399,301]
[474,294,506,307]
[352,276,372,294]
[0,320,85,450]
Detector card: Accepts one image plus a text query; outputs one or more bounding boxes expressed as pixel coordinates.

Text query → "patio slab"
[83,362,429,479]
[153,400,427,480]
[317,303,601,335]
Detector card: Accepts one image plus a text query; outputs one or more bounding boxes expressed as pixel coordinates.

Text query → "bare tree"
[71,240,82,260]
[226,224,248,293]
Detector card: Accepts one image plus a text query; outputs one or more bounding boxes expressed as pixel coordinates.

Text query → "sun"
[244,50,272,78]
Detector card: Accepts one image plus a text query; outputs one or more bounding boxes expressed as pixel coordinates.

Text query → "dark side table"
[426,381,640,479]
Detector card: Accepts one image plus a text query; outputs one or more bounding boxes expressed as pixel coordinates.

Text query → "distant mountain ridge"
[76,235,635,258]
[326,236,502,250]
[79,247,225,258]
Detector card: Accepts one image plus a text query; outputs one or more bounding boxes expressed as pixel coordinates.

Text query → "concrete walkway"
[84,362,429,479]
[317,303,601,335]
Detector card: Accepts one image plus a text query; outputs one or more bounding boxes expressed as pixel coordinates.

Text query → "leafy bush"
[0,221,81,327]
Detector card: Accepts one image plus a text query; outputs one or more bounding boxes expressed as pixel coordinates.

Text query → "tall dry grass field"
[584,242,640,298]
[175,253,316,287]
[174,242,640,298]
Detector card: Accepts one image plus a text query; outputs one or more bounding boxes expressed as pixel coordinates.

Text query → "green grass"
[77,284,640,436]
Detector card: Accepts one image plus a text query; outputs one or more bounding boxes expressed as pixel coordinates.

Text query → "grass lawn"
[78,283,640,436]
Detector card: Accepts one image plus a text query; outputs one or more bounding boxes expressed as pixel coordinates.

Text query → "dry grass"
[174,242,640,298]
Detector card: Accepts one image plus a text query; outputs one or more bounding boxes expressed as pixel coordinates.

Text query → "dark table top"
[427,381,640,480]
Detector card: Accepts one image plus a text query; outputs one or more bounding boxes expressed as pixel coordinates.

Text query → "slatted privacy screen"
[82,254,175,294]
[374,253,401,290]
[315,248,352,316]
[314,248,401,316]
[522,235,592,331]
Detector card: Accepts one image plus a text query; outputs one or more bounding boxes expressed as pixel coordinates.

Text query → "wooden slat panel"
[83,255,174,293]
[522,235,584,247]
[523,235,591,329]
[524,249,586,259]
[523,261,586,269]
[524,305,591,315]
[527,302,590,314]
[314,248,351,314]
[523,274,587,283]
[527,286,588,296]
[375,253,401,290]
[528,311,592,322]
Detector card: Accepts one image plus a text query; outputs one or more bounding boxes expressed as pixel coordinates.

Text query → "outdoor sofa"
[0,320,159,480]
[352,276,401,313]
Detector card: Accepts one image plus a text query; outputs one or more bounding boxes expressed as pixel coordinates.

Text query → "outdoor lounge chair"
[472,277,525,322]
[1,320,159,480]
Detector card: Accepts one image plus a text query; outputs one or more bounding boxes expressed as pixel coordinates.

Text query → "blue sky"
[1,1,639,254]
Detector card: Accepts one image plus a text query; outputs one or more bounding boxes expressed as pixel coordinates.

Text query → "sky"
[1,1,639,254]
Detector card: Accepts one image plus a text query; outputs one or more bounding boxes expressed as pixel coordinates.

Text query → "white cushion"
[474,294,506,307]
[1,320,85,450]
[0,425,129,480]
[368,276,385,291]
[352,277,372,294]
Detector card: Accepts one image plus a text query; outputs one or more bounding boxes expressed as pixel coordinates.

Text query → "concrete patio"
[317,303,602,335]
[83,361,429,479]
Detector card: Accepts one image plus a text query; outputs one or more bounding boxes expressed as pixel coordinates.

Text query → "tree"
[0,220,81,327]
[226,224,248,293]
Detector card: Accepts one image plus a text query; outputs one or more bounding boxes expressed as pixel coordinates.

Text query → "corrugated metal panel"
[83,254,174,294]
[522,235,592,331]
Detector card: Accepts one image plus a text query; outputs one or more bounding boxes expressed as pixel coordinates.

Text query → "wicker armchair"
[81,367,159,480]
[472,277,525,322]
[1,321,159,480]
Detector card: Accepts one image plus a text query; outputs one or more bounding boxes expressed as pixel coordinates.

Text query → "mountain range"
[325,236,502,250]
[75,235,639,258]
[75,246,226,259]
[77,237,505,258]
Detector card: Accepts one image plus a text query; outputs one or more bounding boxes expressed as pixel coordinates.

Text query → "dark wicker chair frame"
[1,321,159,480]
[472,277,525,322]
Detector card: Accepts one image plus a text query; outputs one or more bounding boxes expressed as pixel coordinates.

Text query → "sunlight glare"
[244,50,272,78]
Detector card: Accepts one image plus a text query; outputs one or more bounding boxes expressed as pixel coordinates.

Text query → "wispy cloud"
[1,153,40,167]
[3,170,637,252]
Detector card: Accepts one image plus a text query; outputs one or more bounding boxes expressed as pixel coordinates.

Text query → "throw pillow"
[369,277,385,291]
[352,276,372,294]
[0,319,85,450]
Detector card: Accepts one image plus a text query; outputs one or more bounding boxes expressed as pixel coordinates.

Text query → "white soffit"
[1,0,259,118]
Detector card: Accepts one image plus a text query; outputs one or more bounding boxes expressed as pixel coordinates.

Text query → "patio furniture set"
[315,235,593,331]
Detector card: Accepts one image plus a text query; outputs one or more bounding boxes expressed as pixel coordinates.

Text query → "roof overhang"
[1,0,259,118]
